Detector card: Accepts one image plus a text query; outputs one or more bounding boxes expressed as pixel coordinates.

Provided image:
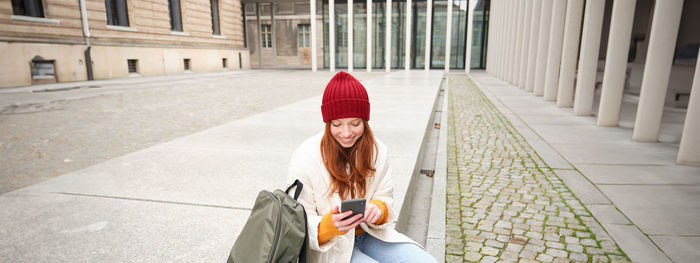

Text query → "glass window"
[211,0,221,35]
[261,24,272,48]
[390,0,405,69]
[431,0,447,68]
[169,0,183,31]
[470,0,488,69]
[298,24,311,48]
[371,1,385,69]
[11,0,44,17]
[105,0,129,27]
[353,0,367,68]
[413,0,427,69]
[449,0,468,69]
[336,2,348,68]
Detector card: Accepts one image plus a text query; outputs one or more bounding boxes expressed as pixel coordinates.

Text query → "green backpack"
[227,180,309,263]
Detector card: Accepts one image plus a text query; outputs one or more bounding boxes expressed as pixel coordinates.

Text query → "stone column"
[543,0,567,101]
[573,0,605,116]
[525,0,542,92]
[311,0,317,71]
[597,0,637,126]
[465,0,474,74]
[518,0,533,88]
[499,0,506,76]
[330,0,336,72]
[385,0,392,72]
[405,0,412,71]
[508,0,521,83]
[425,0,433,71]
[678,50,700,166]
[633,0,684,141]
[367,0,372,71]
[556,0,584,107]
[512,0,525,85]
[348,0,354,72]
[444,0,453,72]
[534,0,553,96]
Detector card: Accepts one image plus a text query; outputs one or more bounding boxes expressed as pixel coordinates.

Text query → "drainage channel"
[396,77,447,246]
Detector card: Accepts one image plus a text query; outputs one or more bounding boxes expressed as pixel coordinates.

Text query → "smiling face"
[330,118,365,148]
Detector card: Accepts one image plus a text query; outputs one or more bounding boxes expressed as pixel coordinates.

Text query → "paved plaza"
[1,70,699,262]
[445,75,628,262]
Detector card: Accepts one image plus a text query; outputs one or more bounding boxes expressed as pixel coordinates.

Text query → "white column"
[444,0,453,72]
[525,0,542,92]
[311,0,317,71]
[508,0,520,83]
[678,51,700,166]
[499,0,508,77]
[385,0,392,72]
[405,0,412,71]
[533,0,553,96]
[502,0,511,79]
[543,0,567,101]
[597,0,637,126]
[465,0,474,74]
[518,0,533,88]
[330,0,336,72]
[512,0,525,85]
[348,0,354,72]
[573,0,605,116]
[633,0,684,141]
[556,0,584,107]
[424,0,433,71]
[367,0,372,72]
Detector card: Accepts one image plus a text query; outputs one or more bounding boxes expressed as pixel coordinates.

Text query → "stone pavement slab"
[471,70,700,262]
[0,70,444,262]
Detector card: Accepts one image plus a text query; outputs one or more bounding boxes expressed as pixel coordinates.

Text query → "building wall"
[245,0,322,68]
[0,0,250,88]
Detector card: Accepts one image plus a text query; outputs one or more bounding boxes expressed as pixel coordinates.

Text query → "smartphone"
[341,198,366,221]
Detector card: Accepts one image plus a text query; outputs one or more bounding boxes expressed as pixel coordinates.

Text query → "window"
[184,58,191,71]
[11,0,44,17]
[261,24,272,48]
[168,0,183,31]
[105,0,129,27]
[222,58,227,68]
[298,24,310,48]
[127,59,138,73]
[210,0,220,35]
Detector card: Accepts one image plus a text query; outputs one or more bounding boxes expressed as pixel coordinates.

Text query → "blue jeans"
[350,233,438,263]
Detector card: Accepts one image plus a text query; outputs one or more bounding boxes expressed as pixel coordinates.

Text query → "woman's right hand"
[331,205,364,232]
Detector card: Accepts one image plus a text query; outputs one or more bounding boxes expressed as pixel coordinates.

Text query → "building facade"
[243,0,489,70]
[486,0,700,165]
[1,0,249,88]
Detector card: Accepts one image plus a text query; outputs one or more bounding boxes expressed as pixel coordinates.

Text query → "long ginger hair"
[320,119,377,199]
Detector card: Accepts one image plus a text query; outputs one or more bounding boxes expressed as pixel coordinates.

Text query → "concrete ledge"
[426,76,449,262]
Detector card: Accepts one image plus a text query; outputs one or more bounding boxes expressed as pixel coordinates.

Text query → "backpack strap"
[298,209,309,263]
[285,179,304,200]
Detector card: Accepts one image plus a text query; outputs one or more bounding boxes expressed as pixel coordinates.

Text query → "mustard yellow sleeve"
[318,210,346,244]
[369,200,389,225]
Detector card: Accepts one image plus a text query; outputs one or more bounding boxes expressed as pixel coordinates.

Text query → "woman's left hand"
[364,202,382,224]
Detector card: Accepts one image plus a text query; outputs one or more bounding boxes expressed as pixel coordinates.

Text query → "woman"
[287,71,438,263]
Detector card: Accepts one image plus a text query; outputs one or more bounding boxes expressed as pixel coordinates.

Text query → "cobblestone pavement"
[0,70,386,194]
[445,75,630,263]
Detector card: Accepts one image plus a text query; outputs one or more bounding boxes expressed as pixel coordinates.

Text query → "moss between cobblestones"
[444,75,630,263]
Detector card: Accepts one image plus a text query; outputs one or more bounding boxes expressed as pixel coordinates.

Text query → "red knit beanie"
[321,71,370,123]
